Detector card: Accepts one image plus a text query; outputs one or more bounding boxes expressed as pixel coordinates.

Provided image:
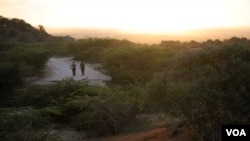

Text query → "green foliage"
[147,44,250,140]
[18,78,86,108]
[102,46,175,84]
[17,79,144,136]
[66,38,133,62]
[0,107,63,141]
[66,85,142,135]
[0,107,49,131]
[7,45,50,76]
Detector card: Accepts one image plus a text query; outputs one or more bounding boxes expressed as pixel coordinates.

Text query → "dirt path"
[86,127,192,141]
[85,113,192,141]
[28,57,111,86]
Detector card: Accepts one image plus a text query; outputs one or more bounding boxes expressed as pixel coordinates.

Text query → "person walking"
[80,61,85,75]
[70,61,76,76]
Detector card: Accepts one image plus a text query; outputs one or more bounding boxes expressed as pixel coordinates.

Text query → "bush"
[0,107,63,141]
[147,44,250,140]
[65,85,143,136]
[102,46,175,84]
[17,79,144,136]
[17,78,87,108]
[7,45,50,77]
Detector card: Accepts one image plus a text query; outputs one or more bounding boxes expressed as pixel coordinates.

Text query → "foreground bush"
[147,44,250,140]
[0,107,63,141]
[17,79,144,136]
[65,85,143,136]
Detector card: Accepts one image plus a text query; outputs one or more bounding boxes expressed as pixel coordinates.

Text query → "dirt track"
[87,127,192,141]
[28,57,111,85]
[86,113,192,141]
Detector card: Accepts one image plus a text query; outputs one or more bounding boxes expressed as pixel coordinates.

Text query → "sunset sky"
[1,0,250,34]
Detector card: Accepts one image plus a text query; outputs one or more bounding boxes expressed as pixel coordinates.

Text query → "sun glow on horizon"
[1,0,250,35]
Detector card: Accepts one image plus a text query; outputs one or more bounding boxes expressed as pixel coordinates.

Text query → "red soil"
[87,127,192,141]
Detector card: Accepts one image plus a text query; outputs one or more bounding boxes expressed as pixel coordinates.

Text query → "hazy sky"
[1,0,250,34]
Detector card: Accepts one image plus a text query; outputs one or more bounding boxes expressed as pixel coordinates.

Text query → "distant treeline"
[0,16,74,42]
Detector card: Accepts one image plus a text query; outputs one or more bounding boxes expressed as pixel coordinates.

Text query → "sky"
[1,0,250,34]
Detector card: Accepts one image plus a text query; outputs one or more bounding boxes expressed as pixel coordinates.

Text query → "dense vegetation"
[147,38,250,140]
[1,16,250,141]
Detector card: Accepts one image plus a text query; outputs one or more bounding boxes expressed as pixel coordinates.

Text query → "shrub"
[17,79,144,136]
[147,44,250,140]
[7,45,49,77]
[65,85,143,136]
[17,78,87,108]
[102,46,175,84]
[0,107,63,141]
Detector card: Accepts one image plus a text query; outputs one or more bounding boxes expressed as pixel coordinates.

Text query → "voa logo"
[226,129,246,136]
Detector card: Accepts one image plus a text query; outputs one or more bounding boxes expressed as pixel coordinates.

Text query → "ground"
[51,113,192,141]
[86,127,192,141]
[86,113,192,141]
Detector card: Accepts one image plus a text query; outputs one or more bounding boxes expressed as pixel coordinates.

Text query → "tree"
[38,25,45,32]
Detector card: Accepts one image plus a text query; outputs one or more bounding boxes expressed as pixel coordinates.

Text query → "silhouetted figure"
[70,61,76,76]
[80,61,85,75]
